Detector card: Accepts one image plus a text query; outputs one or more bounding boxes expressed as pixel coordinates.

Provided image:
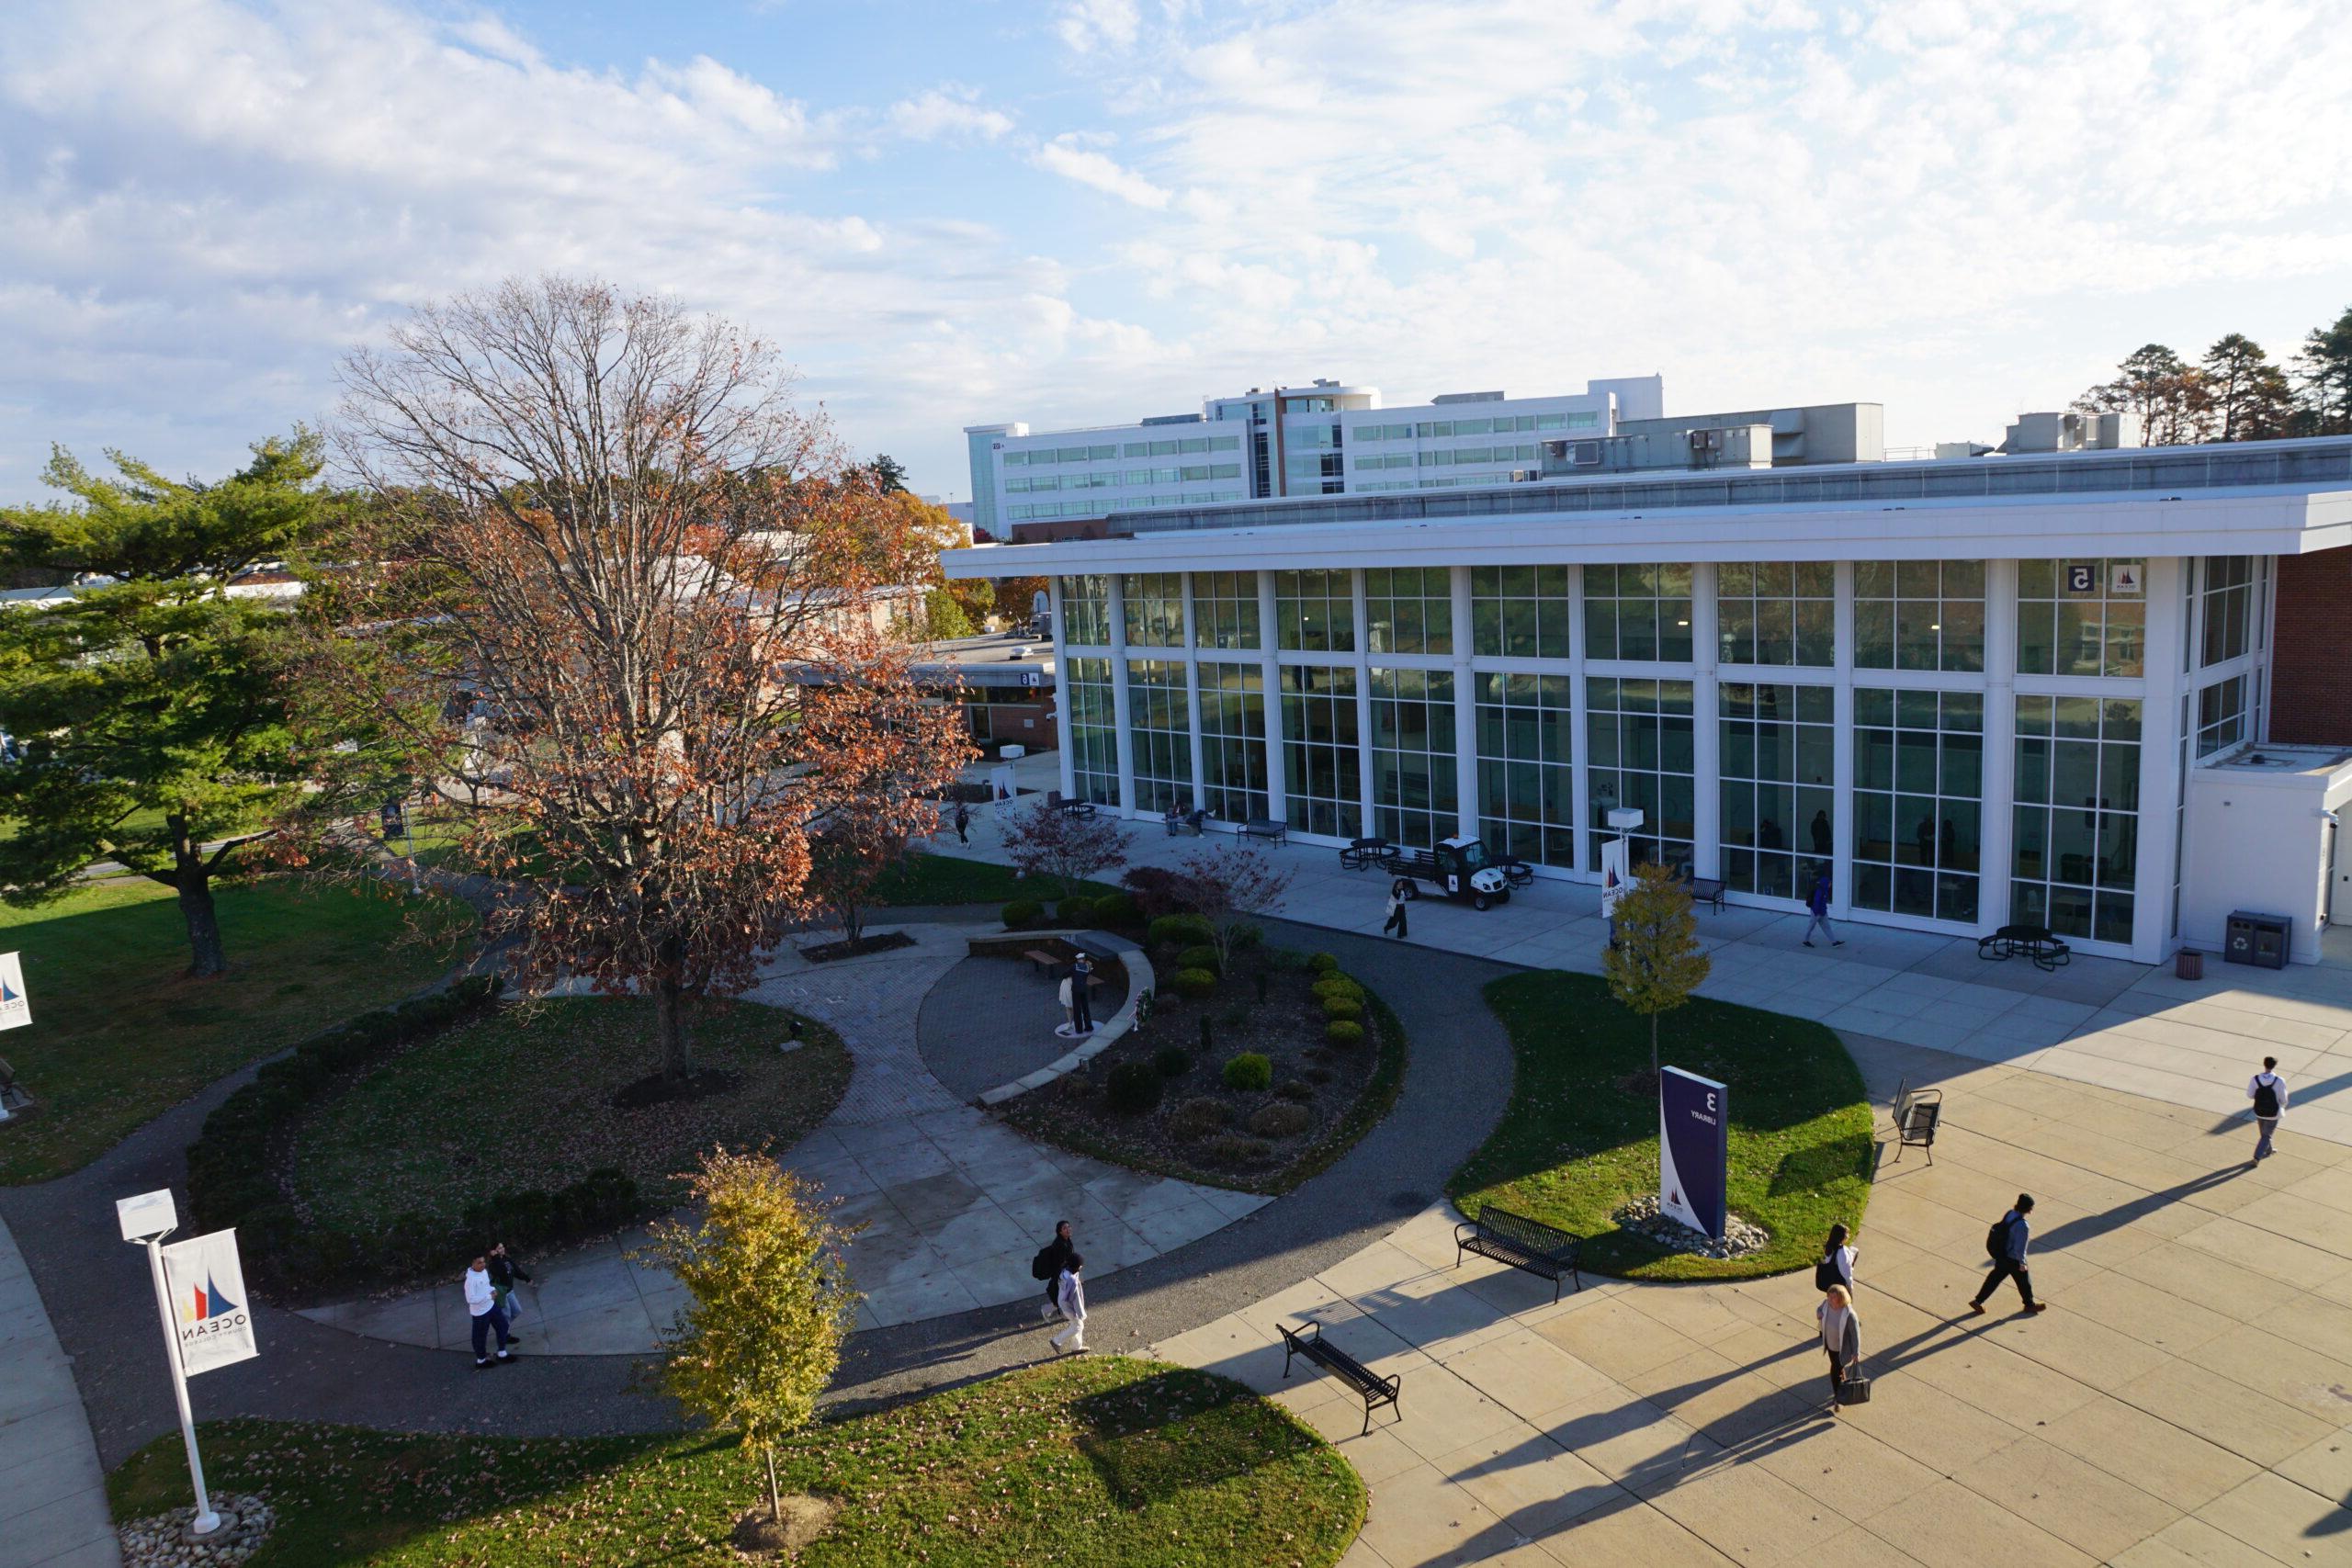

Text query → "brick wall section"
[2269,547,2352,745]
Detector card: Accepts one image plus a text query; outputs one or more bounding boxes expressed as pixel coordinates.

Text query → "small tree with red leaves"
[1173,841,1294,972]
[999,797,1125,898]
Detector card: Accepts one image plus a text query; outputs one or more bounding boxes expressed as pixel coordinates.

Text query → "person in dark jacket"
[1383,878,1410,940]
[1038,1220,1075,1322]
[1968,1193,2048,1315]
[1817,1283,1861,1412]
[487,1242,531,1337]
[1804,869,1844,948]
[954,799,971,845]
[2248,1056,2290,1159]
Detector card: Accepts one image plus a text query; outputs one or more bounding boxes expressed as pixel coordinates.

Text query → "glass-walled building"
[957,438,2352,965]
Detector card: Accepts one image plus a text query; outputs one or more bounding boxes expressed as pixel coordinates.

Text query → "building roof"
[910,631,1055,689]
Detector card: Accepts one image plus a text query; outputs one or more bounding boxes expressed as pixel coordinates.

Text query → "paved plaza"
[295,920,1263,1353]
[1156,1035,2352,1566]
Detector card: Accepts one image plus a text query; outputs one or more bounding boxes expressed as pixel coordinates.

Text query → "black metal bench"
[1454,1206,1583,1302]
[1977,923,2070,972]
[1277,1321,1400,1436]
[1241,817,1288,846]
[1339,836,1390,870]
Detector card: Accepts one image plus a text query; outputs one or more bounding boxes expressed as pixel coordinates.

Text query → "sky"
[4,0,2351,506]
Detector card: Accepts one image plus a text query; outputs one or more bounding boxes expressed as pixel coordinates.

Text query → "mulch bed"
[1001,946,1397,1194]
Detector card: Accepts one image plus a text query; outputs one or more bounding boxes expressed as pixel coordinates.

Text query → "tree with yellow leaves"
[1602,861,1713,1084]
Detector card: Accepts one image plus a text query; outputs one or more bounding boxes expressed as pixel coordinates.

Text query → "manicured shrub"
[1171,967,1217,1000]
[1149,913,1215,950]
[1167,1097,1230,1141]
[1057,895,1097,925]
[1249,1102,1313,1138]
[1203,1134,1273,1168]
[1177,944,1221,976]
[1276,1078,1315,1102]
[1325,1020,1366,1048]
[1001,898,1044,929]
[1311,974,1364,1001]
[1091,892,1141,929]
[1107,1061,1163,1114]
[1222,1053,1273,1092]
[1308,953,1340,974]
[1320,995,1364,1022]
[1154,1045,1193,1077]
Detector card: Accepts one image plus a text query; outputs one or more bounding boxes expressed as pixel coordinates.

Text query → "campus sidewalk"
[0,1213,119,1568]
[1153,1037,2352,1566]
[952,770,2352,1146]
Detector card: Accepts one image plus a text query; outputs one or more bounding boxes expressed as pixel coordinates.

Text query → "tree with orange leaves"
[297,276,971,1082]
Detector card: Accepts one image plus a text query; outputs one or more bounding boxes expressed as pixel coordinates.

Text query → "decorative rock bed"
[118,1495,276,1567]
[1610,1195,1770,1261]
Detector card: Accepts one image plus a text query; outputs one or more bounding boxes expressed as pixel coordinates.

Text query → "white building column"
[1259,571,1286,823]
[1452,566,1481,840]
[1049,576,1077,802]
[1568,564,1592,874]
[1352,569,1375,840]
[1690,563,1722,879]
[1831,562,1856,918]
[2135,556,2191,963]
[1106,575,1136,815]
[1180,573,1207,812]
[1977,560,2018,935]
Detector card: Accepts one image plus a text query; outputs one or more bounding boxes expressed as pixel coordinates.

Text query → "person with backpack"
[1033,1220,1075,1322]
[1815,1223,1857,1295]
[1817,1282,1863,1413]
[2248,1057,2290,1159]
[1968,1194,2047,1315]
[1048,1252,1088,1353]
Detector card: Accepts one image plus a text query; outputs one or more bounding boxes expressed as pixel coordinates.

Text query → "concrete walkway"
[0,1213,119,1568]
[946,777,2352,1145]
[1155,1037,2352,1567]
[297,920,1264,1352]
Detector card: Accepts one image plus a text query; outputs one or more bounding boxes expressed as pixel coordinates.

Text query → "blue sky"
[5,0,2351,505]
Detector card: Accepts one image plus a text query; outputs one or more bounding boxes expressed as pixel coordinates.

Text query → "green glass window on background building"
[2012,695,2141,944]
[1586,676,1696,870]
[1064,656,1119,806]
[1470,566,1574,660]
[1854,560,1984,672]
[1280,665,1361,838]
[1196,664,1268,820]
[2016,559,2146,678]
[1476,672,1574,867]
[1368,668,1456,850]
[1719,682,1836,899]
[1363,567,1453,656]
[1716,561,1835,667]
[1852,687,1984,923]
[1274,570,1356,653]
[1124,658,1193,814]
[1190,570,1261,650]
[1584,564,1694,662]
[1120,573,1183,648]
[1057,575,1111,647]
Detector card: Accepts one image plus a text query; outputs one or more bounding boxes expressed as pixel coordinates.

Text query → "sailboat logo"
[180,1273,241,1324]
[0,977,17,1003]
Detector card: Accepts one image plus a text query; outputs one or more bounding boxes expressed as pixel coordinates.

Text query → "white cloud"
[888,87,1014,143]
[1030,135,1170,209]
[1056,0,1140,53]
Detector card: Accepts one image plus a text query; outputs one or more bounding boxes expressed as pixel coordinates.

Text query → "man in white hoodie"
[1048,1252,1087,1353]
[464,1255,515,1368]
[2248,1056,2290,1160]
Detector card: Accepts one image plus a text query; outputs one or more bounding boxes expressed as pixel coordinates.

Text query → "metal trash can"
[2224,910,2291,970]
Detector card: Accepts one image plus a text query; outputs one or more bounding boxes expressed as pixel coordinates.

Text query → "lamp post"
[1604,807,1644,949]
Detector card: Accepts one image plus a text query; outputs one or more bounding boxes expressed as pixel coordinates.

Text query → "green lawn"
[1449,971,1874,1280]
[869,850,1119,907]
[0,879,473,1184]
[287,997,850,1235]
[108,1358,1367,1567]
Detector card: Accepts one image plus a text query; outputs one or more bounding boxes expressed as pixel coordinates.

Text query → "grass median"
[109,1358,1367,1567]
[1449,970,1874,1280]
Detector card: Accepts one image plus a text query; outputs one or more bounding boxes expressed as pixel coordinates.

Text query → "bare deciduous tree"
[304,276,969,1082]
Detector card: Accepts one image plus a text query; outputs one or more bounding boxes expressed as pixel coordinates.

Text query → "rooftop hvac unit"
[1569,440,1603,467]
[1688,428,1721,452]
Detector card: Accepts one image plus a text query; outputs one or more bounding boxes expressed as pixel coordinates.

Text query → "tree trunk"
[178,876,229,978]
[653,932,691,1082]
[763,1446,782,1523]
[1650,1013,1659,1082]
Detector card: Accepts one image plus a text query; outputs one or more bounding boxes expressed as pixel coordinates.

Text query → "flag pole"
[141,1229,221,1536]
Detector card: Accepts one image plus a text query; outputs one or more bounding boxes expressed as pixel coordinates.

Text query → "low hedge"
[1170,966,1218,999]
[1177,943,1221,976]
[1149,913,1215,949]
[1091,892,1141,929]
[1002,898,1045,929]
[1057,896,1098,925]
[1222,1053,1273,1092]
[1320,995,1364,1022]
[185,976,644,1297]
[1326,1020,1366,1047]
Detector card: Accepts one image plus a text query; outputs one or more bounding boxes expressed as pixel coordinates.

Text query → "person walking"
[1034,1220,1076,1322]
[1968,1194,2048,1315]
[1049,1252,1088,1353]
[1815,1223,1857,1295]
[1817,1282,1862,1413]
[464,1255,515,1367]
[954,799,971,845]
[1804,868,1844,948]
[1069,952,1095,1032]
[2248,1056,2290,1159]
[487,1242,531,1338]
[1382,878,1410,940]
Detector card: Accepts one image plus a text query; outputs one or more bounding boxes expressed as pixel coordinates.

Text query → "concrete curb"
[971,931,1154,1106]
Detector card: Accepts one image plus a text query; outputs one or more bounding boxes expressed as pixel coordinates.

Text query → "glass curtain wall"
[1280,666,1361,838]
[1363,568,1453,655]
[1120,573,1184,648]
[1274,570,1356,652]
[1584,565,1694,662]
[1063,655,1119,805]
[1853,688,1984,921]
[2199,556,2255,666]
[1368,668,1456,849]
[1719,683,1837,898]
[2016,559,2147,677]
[1470,566,1574,659]
[1191,570,1260,650]
[1196,664,1268,820]
[1124,658,1193,813]
[1476,673,1574,866]
[2012,695,2141,943]
[1716,562,1836,666]
[1586,677,1696,870]
[1059,575,1111,646]
[1854,561,1986,671]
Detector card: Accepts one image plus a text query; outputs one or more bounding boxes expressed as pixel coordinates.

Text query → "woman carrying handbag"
[1818,1283,1866,1412]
